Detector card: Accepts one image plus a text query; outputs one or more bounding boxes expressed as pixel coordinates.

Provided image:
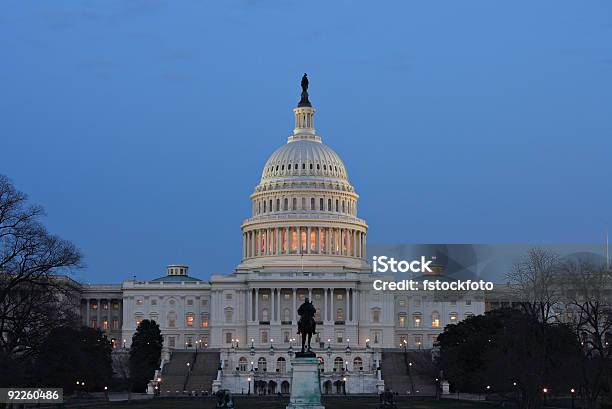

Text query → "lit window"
[284,293,290,300]
[336,308,344,321]
[413,314,422,328]
[449,312,458,322]
[92,302,98,310]
[398,313,406,327]
[186,314,194,327]
[431,312,440,328]
[201,313,209,328]
[262,294,269,300]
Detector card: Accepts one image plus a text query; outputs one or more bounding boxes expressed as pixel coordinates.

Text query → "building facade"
[79,85,485,393]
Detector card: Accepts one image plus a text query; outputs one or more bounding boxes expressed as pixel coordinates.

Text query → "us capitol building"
[78,78,484,394]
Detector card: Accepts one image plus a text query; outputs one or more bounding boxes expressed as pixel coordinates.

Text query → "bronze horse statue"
[297,298,317,354]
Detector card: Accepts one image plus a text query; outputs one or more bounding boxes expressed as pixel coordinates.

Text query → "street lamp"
[570,388,576,409]
[247,377,252,395]
[542,387,548,404]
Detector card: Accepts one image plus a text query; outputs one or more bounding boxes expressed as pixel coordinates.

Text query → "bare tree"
[0,175,82,384]
[561,259,612,409]
[506,247,563,323]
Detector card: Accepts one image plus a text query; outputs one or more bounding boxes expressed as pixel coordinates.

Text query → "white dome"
[260,139,348,182]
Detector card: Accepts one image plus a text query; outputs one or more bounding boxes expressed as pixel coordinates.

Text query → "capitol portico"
[79,77,484,394]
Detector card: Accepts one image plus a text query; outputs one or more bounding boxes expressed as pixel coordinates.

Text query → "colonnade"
[243,226,365,259]
[246,287,358,326]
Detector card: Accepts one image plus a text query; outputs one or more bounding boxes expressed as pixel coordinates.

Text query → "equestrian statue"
[297,298,317,356]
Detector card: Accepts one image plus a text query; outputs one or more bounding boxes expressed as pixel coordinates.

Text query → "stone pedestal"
[287,357,325,409]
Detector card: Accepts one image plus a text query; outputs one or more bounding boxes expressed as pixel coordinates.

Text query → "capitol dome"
[236,76,369,273]
[260,139,349,183]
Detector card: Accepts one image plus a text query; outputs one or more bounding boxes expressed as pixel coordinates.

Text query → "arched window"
[292,197,297,210]
[334,357,344,372]
[284,198,288,211]
[336,308,344,321]
[353,357,363,370]
[431,311,440,328]
[328,199,332,211]
[276,357,286,373]
[283,308,291,322]
[320,198,324,211]
[371,308,380,323]
[167,312,177,328]
[238,357,248,372]
[258,357,267,372]
[262,308,269,322]
[225,307,233,323]
[311,198,315,210]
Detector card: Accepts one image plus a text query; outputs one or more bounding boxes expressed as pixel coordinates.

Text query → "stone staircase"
[159,351,195,395]
[380,350,437,395]
[185,350,220,395]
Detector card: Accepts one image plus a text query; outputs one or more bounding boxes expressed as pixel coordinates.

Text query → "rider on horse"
[297,298,317,353]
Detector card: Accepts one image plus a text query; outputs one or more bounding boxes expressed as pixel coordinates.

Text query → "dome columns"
[241,224,367,261]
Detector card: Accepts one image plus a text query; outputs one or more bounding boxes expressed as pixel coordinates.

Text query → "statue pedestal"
[287,357,324,409]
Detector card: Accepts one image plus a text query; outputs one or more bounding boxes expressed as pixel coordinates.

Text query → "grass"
[80,396,495,409]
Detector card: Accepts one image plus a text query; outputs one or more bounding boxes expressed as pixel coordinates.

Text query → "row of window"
[396,311,473,328]
[134,312,210,328]
[87,301,120,310]
[134,298,209,307]
[90,318,120,330]
[166,334,209,349]
[254,196,355,216]
[236,356,363,373]
[264,162,344,178]
[398,298,472,307]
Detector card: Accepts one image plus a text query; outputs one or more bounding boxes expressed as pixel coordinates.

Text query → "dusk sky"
[2,1,611,284]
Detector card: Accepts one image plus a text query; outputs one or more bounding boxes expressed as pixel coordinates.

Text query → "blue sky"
[1,1,611,283]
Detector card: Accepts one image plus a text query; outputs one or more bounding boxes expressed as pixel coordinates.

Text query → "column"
[352,230,356,256]
[324,288,328,323]
[255,288,259,322]
[277,288,281,322]
[107,299,111,331]
[96,298,100,328]
[86,299,90,327]
[308,288,312,301]
[272,289,277,321]
[306,227,311,254]
[292,289,297,321]
[353,289,358,322]
[284,227,288,254]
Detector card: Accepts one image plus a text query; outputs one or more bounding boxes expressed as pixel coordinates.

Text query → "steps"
[159,350,220,396]
[381,351,437,395]
[185,351,220,395]
[159,351,194,395]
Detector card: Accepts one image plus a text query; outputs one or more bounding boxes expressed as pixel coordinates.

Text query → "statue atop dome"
[298,73,312,107]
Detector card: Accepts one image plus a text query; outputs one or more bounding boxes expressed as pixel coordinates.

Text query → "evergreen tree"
[37,326,113,393]
[129,319,163,392]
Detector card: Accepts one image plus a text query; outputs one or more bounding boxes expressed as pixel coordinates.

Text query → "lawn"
[81,396,494,409]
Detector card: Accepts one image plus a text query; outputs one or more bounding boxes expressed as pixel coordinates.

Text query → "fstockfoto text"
[373,279,495,292]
